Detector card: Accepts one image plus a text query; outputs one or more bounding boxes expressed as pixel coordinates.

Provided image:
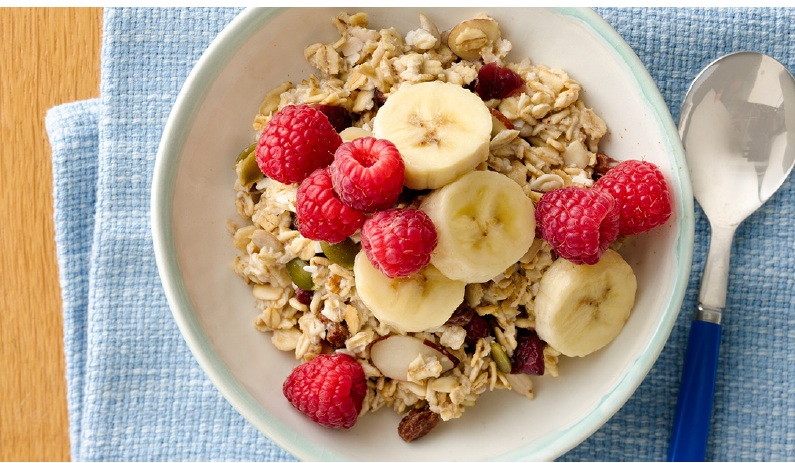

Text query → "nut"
[490,108,515,138]
[407,13,440,50]
[257,81,292,117]
[447,18,500,61]
[232,225,256,251]
[561,140,592,169]
[419,13,441,42]
[251,229,284,253]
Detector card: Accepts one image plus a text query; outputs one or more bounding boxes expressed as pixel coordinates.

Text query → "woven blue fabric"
[46,7,795,461]
[46,98,100,461]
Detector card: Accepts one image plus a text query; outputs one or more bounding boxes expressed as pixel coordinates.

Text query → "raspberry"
[329,137,405,213]
[535,186,619,265]
[282,353,366,429]
[295,168,365,243]
[360,208,437,278]
[594,159,672,235]
[256,105,342,184]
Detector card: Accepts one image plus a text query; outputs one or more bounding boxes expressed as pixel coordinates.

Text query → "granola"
[231,11,609,437]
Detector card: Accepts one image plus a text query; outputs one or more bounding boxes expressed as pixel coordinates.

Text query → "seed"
[490,341,511,374]
[234,142,257,164]
[286,258,315,290]
[320,238,360,270]
[235,142,263,187]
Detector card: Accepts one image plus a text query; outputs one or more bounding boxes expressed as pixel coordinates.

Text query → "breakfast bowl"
[152,7,694,461]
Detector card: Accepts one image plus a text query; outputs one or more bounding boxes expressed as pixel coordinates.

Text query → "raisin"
[445,301,475,326]
[325,322,349,349]
[317,313,349,349]
[594,152,620,180]
[374,88,387,107]
[398,407,441,442]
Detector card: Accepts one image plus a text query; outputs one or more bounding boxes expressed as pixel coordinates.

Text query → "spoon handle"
[668,318,722,461]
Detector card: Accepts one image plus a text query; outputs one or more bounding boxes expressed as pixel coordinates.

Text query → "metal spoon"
[669,51,795,461]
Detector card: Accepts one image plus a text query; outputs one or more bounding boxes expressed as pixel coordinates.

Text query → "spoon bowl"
[669,51,795,461]
[681,51,795,229]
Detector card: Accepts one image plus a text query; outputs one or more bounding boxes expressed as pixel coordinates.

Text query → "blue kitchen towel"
[45,7,794,461]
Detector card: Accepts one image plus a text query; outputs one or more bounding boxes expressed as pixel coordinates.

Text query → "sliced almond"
[447,18,500,61]
[370,335,455,381]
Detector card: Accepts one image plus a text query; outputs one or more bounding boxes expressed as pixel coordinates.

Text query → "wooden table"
[0,8,102,461]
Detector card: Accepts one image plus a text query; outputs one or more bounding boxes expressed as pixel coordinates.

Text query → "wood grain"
[0,8,102,462]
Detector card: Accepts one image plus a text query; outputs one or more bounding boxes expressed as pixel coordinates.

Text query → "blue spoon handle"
[668,319,722,461]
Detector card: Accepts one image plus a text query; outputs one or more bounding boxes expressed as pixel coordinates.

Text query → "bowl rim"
[152,6,694,461]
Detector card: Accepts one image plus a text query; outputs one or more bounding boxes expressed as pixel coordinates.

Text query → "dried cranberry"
[295,288,314,305]
[474,62,525,100]
[464,314,492,347]
[374,89,388,107]
[309,104,353,132]
[511,329,546,375]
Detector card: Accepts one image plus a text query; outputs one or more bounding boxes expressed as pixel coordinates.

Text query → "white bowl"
[153,7,694,461]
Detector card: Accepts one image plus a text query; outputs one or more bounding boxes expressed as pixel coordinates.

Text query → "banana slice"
[353,252,466,333]
[534,249,637,357]
[372,81,492,190]
[419,170,536,283]
[339,126,372,141]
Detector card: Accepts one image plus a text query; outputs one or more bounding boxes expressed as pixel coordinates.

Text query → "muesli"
[229,11,670,441]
